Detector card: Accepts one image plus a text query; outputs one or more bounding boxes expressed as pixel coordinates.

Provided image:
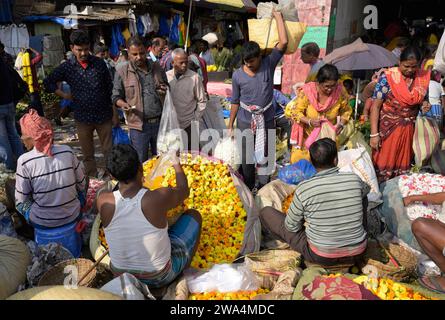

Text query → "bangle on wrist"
[308,119,312,127]
[370,133,380,138]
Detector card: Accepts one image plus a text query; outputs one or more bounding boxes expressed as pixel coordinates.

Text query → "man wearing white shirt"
[148,38,166,62]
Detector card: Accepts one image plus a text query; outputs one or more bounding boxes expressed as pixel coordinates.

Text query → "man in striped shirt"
[14,109,88,229]
[260,138,369,266]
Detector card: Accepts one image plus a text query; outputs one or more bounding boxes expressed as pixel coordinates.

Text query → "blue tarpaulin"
[23,16,78,29]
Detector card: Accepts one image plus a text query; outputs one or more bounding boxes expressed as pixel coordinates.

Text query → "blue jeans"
[0,103,24,170]
[130,121,160,163]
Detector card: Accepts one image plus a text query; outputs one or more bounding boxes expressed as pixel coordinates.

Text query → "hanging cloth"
[122,27,131,41]
[169,14,181,44]
[159,15,170,37]
[15,51,24,79]
[128,9,138,37]
[110,24,125,58]
[151,15,160,34]
[137,17,145,36]
[141,14,153,35]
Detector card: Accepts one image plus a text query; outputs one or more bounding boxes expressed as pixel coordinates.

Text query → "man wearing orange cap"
[14,109,88,228]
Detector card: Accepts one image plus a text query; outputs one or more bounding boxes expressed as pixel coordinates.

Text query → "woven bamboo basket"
[363,241,417,282]
[32,2,56,14]
[38,258,97,287]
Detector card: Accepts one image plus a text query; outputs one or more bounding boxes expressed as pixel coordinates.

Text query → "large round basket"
[363,241,418,282]
[32,2,56,14]
[38,258,97,288]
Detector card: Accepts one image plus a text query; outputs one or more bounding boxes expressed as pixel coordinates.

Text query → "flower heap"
[399,174,445,222]
[282,193,295,214]
[189,289,270,300]
[353,275,435,300]
[143,154,247,269]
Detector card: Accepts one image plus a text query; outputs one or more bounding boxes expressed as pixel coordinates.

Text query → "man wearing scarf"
[14,109,88,229]
[229,11,288,191]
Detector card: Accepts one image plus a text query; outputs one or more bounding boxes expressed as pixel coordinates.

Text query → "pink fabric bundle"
[19,109,54,156]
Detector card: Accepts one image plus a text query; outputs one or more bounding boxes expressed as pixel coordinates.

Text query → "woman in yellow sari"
[285,64,352,163]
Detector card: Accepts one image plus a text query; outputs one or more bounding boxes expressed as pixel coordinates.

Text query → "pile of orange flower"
[189,289,270,300]
[143,154,247,269]
[282,193,295,214]
[352,275,436,300]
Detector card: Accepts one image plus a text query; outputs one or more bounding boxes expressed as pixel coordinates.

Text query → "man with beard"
[112,36,168,162]
[44,30,115,178]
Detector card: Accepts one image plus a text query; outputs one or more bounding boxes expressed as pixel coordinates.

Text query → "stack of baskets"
[31,1,56,14]
[38,258,97,288]
[363,240,418,282]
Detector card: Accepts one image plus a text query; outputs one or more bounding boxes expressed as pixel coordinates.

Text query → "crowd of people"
[2,10,445,295]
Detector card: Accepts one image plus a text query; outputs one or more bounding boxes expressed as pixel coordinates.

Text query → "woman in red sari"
[370,47,431,182]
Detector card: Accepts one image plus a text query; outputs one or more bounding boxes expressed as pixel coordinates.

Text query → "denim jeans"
[0,103,24,170]
[130,121,160,163]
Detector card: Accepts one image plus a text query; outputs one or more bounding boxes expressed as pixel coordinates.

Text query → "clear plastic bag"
[186,263,259,293]
[214,137,241,171]
[157,90,182,154]
[144,152,175,190]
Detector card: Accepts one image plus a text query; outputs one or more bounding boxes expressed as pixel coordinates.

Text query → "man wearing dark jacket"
[44,30,115,177]
[112,36,168,162]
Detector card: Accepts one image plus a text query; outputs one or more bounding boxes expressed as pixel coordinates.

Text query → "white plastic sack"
[276,0,299,22]
[214,137,241,171]
[100,273,155,300]
[186,264,259,293]
[434,30,445,75]
[257,1,299,22]
[338,147,382,202]
[157,90,182,154]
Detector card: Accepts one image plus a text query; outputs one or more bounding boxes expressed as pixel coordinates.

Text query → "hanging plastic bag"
[186,263,259,293]
[112,126,131,145]
[304,120,337,150]
[278,159,317,185]
[214,137,241,171]
[157,90,182,154]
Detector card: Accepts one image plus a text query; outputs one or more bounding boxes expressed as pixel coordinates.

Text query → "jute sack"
[256,180,297,212]
[248,19,307,54]
[0,235,31,300]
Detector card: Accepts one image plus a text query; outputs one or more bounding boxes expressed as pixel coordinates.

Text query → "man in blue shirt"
[228,11,288,191]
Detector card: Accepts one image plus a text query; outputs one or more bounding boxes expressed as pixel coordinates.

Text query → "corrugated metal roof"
[65,8,129,21]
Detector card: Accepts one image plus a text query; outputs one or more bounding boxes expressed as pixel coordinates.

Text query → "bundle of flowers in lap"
[399,173,445,222]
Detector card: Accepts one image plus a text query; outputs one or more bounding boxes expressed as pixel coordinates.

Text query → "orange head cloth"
[19,109,54,156]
